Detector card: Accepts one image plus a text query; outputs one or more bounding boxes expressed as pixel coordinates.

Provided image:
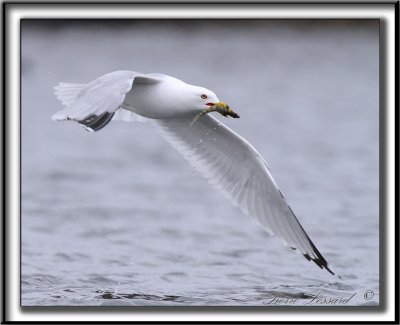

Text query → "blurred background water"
[21,20,379,306]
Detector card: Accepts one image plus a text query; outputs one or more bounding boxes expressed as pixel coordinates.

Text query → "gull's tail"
[52,82,113,132]
[52,70,148,131]
[52,76,145,132]
[54,82,86,107]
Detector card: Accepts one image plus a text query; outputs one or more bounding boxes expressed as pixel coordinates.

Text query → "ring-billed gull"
[52,70,340,278]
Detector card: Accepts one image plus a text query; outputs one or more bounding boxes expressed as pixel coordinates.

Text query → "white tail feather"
[52,71,147,128]
[54,82,86,106]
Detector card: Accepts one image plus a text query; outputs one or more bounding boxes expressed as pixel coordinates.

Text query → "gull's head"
[164,79,239,123]
[187,85,240,126]
[191,86,220,110]
[190,85,238,116]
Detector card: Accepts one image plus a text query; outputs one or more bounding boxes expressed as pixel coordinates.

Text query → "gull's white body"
[124,74,211,119]
[52,70,339,278]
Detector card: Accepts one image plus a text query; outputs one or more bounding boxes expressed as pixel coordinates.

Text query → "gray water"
[21,20,379,306]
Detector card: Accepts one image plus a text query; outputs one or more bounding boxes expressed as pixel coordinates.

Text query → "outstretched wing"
[156,113,338,277]
[52,70,157,131]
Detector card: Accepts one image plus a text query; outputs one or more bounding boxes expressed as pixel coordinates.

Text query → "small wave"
[259,289,315,299]
[22,273,62,286]
[95,290,182,302]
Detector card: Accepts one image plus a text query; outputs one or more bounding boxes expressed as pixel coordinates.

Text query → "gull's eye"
[201,94,208,99]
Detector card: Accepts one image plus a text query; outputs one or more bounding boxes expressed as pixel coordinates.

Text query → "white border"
[6,3,396,323]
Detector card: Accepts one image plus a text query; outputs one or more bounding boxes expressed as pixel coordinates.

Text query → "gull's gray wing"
[52,70,157,131]
[156,113,338,277]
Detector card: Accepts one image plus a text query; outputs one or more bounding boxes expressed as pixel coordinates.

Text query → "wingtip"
[300,250,341,279]
[326,264,342,280]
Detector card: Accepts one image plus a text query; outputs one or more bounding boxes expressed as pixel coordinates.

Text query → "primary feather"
[155,114,338,276]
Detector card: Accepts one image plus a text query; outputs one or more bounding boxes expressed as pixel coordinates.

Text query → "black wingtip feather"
[286,205,338,277]
[79,112,115,132]
[300,236,336,276]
